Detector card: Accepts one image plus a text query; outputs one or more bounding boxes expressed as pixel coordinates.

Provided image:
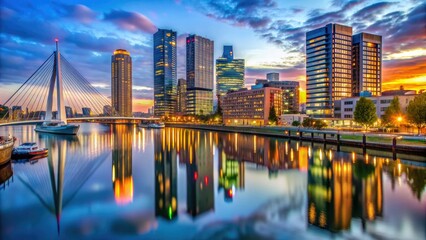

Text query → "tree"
[291,120,300,127]
[314,119,327,130]
[407,93,426,135]
[354,97,377,130]
[268,105,278,124]
[301,117,327,130]
[302,117,314,128]
[382,96,401,127]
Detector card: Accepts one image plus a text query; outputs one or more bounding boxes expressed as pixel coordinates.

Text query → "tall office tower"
[154,29,177,117]
[306,23,352,118]
[216,45,245,108]
[176,78,187,114]
[111,49,132,117]
[186,35,214,115]
[266,72,279,81]
[352,33,382,96]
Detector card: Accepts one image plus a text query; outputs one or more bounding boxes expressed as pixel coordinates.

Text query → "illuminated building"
[111,49,132,117]
[266,72,279,81]
[216,46,245,108]
[176,78,187,115]
[222,87,282,126]
[154,129,178,220]
[82,107,91,116]
[112,125,133,205]
[10,106,22,120]
[186,131,214,217]
[352,33,382,96]
[65,106,73,118]
[103,105,112,116]
[186,35,214,115]
[265,81,300,113]
[306,24,352,117]
[154,29,177,117]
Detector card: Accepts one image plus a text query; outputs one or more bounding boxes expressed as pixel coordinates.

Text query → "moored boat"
[35,121,79,135]
[148,122,165,129]
[0,136,15,165]
[12,142,48,159]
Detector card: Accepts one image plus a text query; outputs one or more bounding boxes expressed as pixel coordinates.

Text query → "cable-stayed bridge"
[0,41,157,126]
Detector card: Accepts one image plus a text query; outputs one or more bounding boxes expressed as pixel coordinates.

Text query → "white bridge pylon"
[46,39,66,123]
[1,40,111,123]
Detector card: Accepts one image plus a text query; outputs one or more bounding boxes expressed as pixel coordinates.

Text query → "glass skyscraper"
[352,33,382,96]
[186,35,214,115]
[153,29,177,117]
[216,45,245,107]
[111,49,132,117]
[176,78,187,114]
[306,23,352,118]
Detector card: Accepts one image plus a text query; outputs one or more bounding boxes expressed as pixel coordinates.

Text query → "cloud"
[54,3,97,23]
[352,2,394,22]
[103,10,158,34]
[195,0,276,29]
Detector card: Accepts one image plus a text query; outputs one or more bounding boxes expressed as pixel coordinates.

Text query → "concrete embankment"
[166,123,426,156]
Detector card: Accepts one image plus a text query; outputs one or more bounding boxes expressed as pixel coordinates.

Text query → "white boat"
[35,121,80,135]
[0,136,15,165]
[12,142,48,159]
[148,122,165,129]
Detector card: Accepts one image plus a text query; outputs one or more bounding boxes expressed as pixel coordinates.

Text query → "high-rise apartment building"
[154,29,177,117]
[111,49,132,117]
[176,78,187,114]
[216,46,245,107]
[306,23,352,118]
[186,35,214,115]
[352,33,382,96]
[266,72,279,81]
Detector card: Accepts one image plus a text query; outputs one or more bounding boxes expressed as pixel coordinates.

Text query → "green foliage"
[354,97,377,130]
[291,120,300,127]
[268,105,278,124]
[353,160,375,179]
[407,93,426,134]
[382,96,401,126]
[302,117,327,130]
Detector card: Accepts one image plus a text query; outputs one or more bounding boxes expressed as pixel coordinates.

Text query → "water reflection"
[154,129,178,220]
[0,161,13,188]
[112,125,133,205]
[1,125,425,239]
[10,129,110,235]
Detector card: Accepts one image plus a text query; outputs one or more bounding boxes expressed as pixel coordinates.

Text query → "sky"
[0,0,425,112]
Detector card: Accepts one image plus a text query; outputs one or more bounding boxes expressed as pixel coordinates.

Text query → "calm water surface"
[0,123,425,240]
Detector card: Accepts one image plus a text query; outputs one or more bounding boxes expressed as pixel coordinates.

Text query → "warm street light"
[397,116,403,122]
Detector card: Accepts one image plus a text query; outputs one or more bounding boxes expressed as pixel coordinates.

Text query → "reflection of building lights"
[114,177,134,205]
[309,204,316,223]
[398,163,401,175]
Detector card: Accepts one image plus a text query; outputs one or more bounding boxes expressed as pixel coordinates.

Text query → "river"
[0,123,425,239]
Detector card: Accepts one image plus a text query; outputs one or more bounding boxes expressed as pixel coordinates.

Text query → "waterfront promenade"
[167,123,426,157]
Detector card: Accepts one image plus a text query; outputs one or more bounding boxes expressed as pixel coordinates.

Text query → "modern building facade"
[352,33,382,96]
[176,78,187,115]
[265,81,300,113]
[306,23,353,118]
[186,35,214,115]
[266,72,279,81]
[111,49,132,117]
[154,29,177,117]
[334,94,417,120]
[222,87,282,126]
[216,46,245,108]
